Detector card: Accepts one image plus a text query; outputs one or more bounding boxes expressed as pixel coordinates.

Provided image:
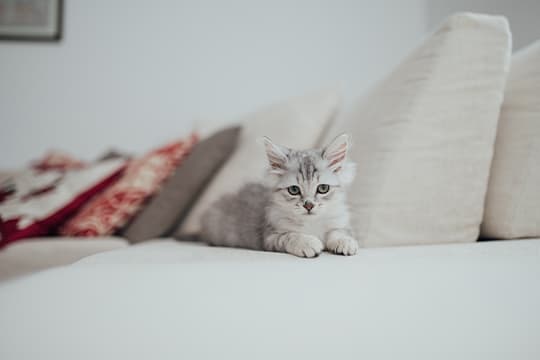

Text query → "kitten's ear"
[322,133,350,173]
[260,137,290,174]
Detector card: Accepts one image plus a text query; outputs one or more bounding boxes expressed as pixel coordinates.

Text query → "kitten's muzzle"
[303,200,314,213]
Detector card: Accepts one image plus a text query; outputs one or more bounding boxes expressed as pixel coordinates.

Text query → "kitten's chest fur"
[297,215,347,239]
[267,200,350,239]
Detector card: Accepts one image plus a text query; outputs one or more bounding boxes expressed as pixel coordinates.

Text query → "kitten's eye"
[317,184,330,194]
[287,185,301,196]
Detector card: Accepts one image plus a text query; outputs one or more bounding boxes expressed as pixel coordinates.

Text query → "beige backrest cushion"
[327,13,511,247]
[177,89,340,235]
[481,41,540,239]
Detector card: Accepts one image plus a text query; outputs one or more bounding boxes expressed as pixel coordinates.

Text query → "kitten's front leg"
[325,229,358,256]
[264,232,324,258]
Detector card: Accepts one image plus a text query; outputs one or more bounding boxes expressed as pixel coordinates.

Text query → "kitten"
[200,134,358,258]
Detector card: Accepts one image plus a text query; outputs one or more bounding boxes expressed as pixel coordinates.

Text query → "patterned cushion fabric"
[60,134,198,237]
[0,158,126,248]
[31,151,85,171]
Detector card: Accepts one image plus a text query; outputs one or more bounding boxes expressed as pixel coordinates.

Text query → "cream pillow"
[481,41,540,239]
[329,13,511,247]
[179,90,340,234]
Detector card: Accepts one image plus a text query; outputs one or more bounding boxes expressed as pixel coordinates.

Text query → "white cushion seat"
[0,237,128,282]
[0,239,538,359]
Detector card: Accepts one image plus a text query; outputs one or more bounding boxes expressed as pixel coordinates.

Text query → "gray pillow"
[121,126,241,243]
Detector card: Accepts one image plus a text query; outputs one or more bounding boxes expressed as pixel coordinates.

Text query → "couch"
[1,12,539,359]
[1,238,539,359]
[0,236,128,282]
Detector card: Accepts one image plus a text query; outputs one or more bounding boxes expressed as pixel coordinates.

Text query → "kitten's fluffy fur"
[200,134,358,258]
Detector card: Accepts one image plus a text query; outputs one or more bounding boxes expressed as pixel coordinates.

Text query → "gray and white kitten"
[200,134,358,258]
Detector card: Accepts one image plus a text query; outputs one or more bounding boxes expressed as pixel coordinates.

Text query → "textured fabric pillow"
[122,127,241,243]
[31,151,85,171]
[481,41,540,239]
[0,159,125,248]
[60,135,198,237]
[96,149,132,162]
[178,89,340,235]
[327,13,511,247]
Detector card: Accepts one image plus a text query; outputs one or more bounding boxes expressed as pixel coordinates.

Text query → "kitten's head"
[262,134,355,217]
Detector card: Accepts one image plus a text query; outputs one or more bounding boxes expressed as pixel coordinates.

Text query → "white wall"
[1,1,539,168]
[426,0,540,50]
[0,0,426,168]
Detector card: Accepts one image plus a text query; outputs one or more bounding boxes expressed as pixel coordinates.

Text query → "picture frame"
[0,0,63,41]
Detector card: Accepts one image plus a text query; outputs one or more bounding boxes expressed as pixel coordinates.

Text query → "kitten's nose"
[303,201,314,212]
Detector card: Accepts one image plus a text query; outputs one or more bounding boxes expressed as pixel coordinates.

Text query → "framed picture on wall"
[0,0,63,41]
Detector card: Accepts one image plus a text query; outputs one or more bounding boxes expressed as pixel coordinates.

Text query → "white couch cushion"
[481,41,540,239]
[178,89,340,234]
[328,13,511,247]
[0,237,128,282]
[1,239,539,359]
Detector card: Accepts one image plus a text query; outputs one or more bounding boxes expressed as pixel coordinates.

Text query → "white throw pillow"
[328,13,511,247]
[481,41,540,239]
[179,89,340,234]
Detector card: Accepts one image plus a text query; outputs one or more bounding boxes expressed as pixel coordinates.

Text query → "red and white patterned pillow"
[60,134,198,236]
[0,158,126,249]
[32,151,85,171]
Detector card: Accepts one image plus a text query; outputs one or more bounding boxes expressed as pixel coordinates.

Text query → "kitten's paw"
[326,235,358,256]
[286,234,324,258]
